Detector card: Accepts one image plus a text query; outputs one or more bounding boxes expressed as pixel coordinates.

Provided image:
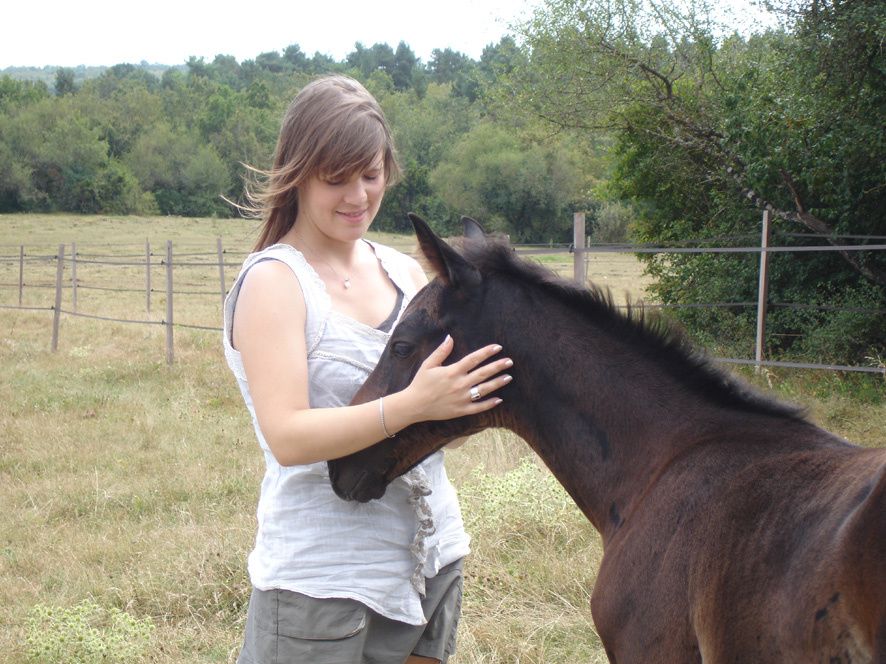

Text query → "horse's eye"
[391,341,414,358]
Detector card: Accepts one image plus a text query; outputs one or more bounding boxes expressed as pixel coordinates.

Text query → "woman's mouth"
[338,209,367,222]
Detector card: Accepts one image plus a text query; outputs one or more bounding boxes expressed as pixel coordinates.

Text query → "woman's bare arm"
[233,260,510,466]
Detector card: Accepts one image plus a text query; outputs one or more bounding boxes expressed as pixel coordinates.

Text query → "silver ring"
[469,386,482,402]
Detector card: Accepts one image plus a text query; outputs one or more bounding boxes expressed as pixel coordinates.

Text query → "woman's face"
[296,154,386,243]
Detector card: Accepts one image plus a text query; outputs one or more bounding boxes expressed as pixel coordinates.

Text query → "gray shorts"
[236,559,463,664]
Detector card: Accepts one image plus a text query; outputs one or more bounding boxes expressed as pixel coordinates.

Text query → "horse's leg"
[405,656,439,664]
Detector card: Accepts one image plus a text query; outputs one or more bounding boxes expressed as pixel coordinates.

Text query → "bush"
[458,457,579,537]
[26,599,154,663]
[591,201,634,244]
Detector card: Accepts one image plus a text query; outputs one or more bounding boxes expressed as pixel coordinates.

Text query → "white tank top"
[222,241,470,625]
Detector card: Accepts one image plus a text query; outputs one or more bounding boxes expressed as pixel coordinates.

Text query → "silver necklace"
[294,234,352,290]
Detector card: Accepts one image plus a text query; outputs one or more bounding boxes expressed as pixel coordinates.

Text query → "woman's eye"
[391,341,413,358]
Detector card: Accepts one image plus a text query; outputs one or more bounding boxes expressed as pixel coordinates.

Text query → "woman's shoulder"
[234,243,330,319]
[246,242,303,266]
[241,243,324,289]
[239,254,299,289]
[231,244,331,345]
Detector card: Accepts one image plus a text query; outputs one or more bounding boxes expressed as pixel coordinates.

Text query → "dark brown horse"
[328,214,886,663]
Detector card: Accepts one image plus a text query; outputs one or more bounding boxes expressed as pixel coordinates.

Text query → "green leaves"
[504,0,885,364]
[429,122,585,242]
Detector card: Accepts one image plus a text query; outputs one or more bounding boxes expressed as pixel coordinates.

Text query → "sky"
[2,0,779,71]
[1,0,539,69]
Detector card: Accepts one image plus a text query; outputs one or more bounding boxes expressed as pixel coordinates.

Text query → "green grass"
[0,214,882,663]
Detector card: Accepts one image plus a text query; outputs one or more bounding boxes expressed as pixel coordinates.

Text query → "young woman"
[223,75,513,663]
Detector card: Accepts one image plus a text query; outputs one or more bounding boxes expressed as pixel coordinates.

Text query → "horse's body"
[327,215,886,663]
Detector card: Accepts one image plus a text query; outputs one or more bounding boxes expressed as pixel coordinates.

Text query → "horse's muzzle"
[328,466,387,503]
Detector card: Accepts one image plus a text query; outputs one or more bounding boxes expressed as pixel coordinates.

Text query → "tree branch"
[778,170,886,286]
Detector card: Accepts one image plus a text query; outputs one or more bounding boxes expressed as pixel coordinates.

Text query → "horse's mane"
[458,237,807,422]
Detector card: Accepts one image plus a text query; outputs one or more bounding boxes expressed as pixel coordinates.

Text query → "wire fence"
[569,211,885,375]
[0,221,884,375]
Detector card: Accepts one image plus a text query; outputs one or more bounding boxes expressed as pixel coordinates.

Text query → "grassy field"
[1,214,883,663]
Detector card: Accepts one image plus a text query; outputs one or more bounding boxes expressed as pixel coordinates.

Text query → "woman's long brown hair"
[242,75,401,251]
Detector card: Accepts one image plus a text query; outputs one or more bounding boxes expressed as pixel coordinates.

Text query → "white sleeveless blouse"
[222,241,470,626]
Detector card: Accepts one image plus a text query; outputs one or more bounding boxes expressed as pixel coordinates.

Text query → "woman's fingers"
[467,373,513,406]
[444,341,512,392]
[455,343,503,372]
[467,356,513,386]
[410,337,513,419]
[420,334,454,369]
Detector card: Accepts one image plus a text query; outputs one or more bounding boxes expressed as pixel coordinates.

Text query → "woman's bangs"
[317,113,388,181]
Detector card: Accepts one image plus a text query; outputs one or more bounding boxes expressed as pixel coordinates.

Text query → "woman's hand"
[402,335,513,423]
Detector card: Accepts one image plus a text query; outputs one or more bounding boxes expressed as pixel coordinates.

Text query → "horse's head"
[328,213,507,502]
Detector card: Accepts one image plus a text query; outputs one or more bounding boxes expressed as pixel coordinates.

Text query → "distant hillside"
[1,62,184,86]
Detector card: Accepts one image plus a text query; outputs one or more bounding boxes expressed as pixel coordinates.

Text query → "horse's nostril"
[331,469,371,502]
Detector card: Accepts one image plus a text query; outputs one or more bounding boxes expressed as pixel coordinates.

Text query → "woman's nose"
[343,179,368,204]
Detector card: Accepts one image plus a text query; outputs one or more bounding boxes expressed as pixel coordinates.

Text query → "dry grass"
[0,309,605,663]
[0,214,650,331]
[0,214,881,663]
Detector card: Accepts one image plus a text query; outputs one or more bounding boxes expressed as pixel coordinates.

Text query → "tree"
[282,44,309,71]
[0,75,49,111]
[209,54,244,88]
[256,51,286,73]
[502,0,885,362]
[125,122,231,216]
[429,48,482,100]
[0,94,149,213]
[307,51,339,74]
[479,36,528,83]
[392,42,419,90]
[509,0,885,282]
[347,42,397,79]
[89,63,159,97]
[430,122,585,242]
[77,78,164,158]
[0,115,40,210]
[186,56,211,79]
[0,38,600,243]
[54,68,76,96]
[376,83,479,231]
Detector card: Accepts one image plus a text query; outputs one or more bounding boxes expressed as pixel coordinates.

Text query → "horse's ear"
[409,213,481,289]
[461,216,486,239]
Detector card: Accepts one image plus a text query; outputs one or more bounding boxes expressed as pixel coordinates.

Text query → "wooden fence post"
[573,212,587,286]
[18,245,24,306]
[165,240,174,365]
[145,239,152,314]
[71,241,78,312]
[217,237,226,309]
[51,244,64,352]
[755,210,772,373]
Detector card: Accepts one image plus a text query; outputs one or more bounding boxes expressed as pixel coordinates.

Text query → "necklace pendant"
[343,278,351,289]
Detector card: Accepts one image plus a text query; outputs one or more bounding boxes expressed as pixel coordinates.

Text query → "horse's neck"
[501,301,722,538]
[508,382,692,538]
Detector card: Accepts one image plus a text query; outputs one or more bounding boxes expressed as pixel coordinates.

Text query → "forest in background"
[0,37,586,241]
[1,0,883,366]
